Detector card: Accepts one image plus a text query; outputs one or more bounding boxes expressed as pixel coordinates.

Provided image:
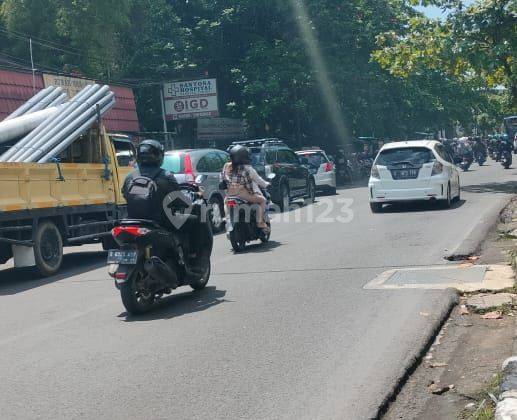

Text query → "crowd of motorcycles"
[334,152,375,185]
[332,136,514,185]
[443,136,514,172]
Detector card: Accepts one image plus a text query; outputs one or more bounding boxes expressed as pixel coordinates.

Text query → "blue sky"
[416,1,475,19]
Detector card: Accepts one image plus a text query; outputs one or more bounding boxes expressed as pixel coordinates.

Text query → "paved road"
[1,160,515,420]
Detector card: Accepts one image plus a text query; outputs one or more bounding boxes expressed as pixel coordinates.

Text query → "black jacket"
[122,165,180,226]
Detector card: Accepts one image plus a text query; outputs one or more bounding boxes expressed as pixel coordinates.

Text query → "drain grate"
[365,265,489,290]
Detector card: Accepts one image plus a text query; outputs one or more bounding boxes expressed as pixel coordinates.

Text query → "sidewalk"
[385,200,517,420]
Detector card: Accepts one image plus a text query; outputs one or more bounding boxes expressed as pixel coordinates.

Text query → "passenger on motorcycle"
[222,145,270,231]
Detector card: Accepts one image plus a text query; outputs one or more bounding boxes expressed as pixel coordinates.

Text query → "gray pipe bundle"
[0,84,115,163]
[4,86,66,121]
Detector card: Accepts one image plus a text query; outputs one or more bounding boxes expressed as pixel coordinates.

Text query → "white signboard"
[163,79,219,121]
[197,118,247,141]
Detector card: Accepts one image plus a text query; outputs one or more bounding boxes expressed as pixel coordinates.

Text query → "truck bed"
[0,162,116,213]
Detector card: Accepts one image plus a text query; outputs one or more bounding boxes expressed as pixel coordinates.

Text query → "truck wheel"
[34,221,63,277]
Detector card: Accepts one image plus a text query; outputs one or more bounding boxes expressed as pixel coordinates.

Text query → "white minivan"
[368,140,460,212]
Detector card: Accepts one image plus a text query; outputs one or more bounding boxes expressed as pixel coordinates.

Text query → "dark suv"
[229,139,316,211]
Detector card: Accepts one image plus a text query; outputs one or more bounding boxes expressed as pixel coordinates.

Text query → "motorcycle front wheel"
[120,265,155,315]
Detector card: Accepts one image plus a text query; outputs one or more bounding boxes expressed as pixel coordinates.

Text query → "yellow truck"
[0,126,135,276]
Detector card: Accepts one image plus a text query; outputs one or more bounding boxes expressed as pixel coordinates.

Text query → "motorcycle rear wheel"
[230,226,246,253]
[190,260,211,291]
[120,265,155,315]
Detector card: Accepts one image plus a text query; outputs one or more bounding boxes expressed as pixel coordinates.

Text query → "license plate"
[107,250,138,265]
[392,169,419,179]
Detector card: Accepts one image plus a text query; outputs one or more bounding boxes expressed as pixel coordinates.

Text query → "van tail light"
[431,161,443,176]
[184,153,196,183]
[112,226,150,238]
[370,165,380,179]
[324,162,334,172]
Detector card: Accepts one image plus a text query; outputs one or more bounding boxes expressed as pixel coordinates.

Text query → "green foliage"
[0,0,511,142]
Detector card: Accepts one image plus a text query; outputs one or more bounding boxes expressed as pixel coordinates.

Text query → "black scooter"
[475,152,486,166]
[501,150,512,169]
[459,155,473,172]
[107,183,211,315]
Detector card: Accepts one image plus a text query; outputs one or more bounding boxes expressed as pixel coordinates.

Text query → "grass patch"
[461,373,502,420]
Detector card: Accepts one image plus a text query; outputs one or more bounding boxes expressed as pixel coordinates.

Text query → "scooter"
[475,152,486,166]
[224,176,274,253]
[501,150,512,169]
[107,183,211,315]
[459,154,473,172]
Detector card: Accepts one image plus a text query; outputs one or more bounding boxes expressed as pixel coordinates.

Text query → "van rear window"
[376,147,433,166]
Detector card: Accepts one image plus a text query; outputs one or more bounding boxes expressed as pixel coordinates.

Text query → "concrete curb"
[445,197,513,260]
[495,239,517,419]
[373,289,459,419]
[496,359,517,420]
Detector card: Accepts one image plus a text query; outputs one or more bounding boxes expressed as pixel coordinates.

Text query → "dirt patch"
[383,305,514,419]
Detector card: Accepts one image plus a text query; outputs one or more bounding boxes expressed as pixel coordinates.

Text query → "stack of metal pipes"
[0,84,115,163]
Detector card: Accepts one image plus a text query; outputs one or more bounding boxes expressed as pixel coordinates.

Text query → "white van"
[368,140,460,212]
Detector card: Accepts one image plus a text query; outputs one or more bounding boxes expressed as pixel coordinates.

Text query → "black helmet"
[229,145,250,165]
[137,139,164,167]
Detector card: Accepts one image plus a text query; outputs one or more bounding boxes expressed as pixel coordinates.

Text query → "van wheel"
[34,221,63,277]
[441,185,452,209]
[370,203,383,213]
[304,178,316,204]
[279,183,290,212]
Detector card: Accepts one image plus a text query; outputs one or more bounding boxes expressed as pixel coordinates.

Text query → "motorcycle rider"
[222,145,270,231]
[122,139,212,277]
[472,136,486,159]
[498,136,513,156]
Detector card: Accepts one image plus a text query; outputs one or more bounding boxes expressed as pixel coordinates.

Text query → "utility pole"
[160,86,173,149]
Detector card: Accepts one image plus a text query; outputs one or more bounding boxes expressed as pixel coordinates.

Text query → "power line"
[0,25,83,53]
[0,26,115,67]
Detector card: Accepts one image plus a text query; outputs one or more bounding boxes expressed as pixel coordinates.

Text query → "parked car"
[162,148,229,231]
[368,140,460,213]
[295,148,336,194]
[229,139,316,212]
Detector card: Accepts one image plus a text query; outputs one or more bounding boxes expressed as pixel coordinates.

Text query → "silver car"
[162,149,229,232]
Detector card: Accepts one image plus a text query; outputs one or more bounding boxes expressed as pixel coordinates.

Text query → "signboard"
[43,74,94,99]
[197,118,247,141]
[163,79,219,121]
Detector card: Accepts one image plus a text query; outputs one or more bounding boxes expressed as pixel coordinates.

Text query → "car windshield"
[162,153,184,173]
[375,147,433,166]
[249,148,263,166]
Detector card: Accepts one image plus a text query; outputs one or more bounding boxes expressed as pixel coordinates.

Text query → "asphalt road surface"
[1,160,516,420]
